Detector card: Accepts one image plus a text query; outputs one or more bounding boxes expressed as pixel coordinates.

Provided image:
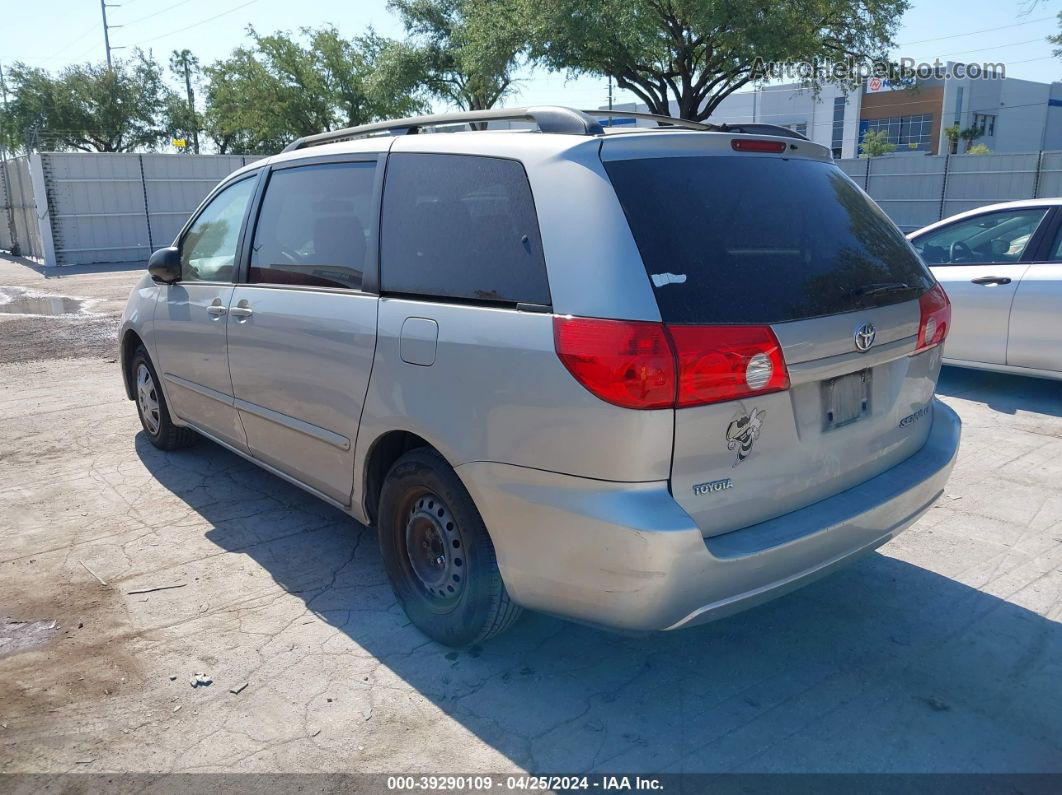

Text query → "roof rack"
[582,109,715,131]
[281,105,812,153]
[282,106,605,152]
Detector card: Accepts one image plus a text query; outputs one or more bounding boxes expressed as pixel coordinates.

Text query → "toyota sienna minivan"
[119,106,961,646]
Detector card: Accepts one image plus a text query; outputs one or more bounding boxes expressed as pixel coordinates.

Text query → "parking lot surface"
[1,254,1060,773]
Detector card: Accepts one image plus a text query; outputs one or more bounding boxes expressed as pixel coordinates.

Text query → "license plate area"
[823,369,871,430]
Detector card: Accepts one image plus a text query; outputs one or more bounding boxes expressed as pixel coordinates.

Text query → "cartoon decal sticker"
[726,407,766,466]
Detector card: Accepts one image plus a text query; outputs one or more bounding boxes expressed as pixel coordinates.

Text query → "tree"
[859,128,895,158]
[943,122,985,155]
[386,0,525,110]
[203,26,427,154]
[943,123,960,155]
[959,125,983,153]
[0,52,174,153]
[524,0,908,122]
[1049,11,1062,59]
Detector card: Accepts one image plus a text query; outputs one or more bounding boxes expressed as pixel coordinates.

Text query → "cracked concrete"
[0,254,1060,773]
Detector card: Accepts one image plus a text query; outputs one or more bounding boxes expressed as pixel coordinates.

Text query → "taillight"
[916,284,951,352]
[553,317,790,410]
[666,325,789,407]
[553,317,675,409]
[731,139,788,153]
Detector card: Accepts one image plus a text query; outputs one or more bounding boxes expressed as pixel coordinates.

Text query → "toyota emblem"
[854,322,876,352]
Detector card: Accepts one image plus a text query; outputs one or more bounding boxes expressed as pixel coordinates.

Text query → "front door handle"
[970,276,1012,286]
[230,306,253,318]
[206,304,227,317]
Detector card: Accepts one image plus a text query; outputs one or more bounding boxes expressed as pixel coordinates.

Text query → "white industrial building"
[607,63,1062,157]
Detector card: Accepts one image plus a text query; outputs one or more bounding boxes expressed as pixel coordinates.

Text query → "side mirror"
[148,246,181,283]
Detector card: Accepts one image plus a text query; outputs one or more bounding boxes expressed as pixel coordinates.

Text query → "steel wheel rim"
[403,491,465,609]
[136,363,161,435]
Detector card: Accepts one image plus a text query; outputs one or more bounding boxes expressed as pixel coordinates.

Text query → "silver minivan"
[119,107,961,647]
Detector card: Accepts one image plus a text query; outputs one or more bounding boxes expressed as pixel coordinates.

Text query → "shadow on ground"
[937,366,1062,418]
[135,433,1062,773]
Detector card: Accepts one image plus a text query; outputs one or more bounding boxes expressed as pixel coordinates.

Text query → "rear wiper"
[853,282,912,297]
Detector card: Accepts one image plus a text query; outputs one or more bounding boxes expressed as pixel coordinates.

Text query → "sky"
[2,0,1061,113]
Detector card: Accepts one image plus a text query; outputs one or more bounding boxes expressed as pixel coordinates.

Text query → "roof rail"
[716,123,809,141]
[582,109,715,131]
[282,106,605,152]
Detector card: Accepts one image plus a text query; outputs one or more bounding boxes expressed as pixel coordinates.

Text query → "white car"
[908,199,1062,381]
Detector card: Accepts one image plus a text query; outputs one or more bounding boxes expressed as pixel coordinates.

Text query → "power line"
[896,15,1056,47]
[133,0,258,46]
[936,37,1049,59]
[120,0,200,29]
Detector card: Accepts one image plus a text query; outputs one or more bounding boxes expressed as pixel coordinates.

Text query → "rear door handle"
[970,276,1012,286]
[230,306,253,318]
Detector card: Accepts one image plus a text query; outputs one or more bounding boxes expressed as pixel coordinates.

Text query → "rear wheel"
[378,448,522,646]
[131,345,196,450]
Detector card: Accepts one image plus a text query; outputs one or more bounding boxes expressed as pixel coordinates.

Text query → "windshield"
[603,155,935,324]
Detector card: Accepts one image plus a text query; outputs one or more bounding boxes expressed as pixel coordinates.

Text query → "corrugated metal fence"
[0,155,44,260]
[1,152,259,266]
[837,150,1062,232]
[2,149,1061,266]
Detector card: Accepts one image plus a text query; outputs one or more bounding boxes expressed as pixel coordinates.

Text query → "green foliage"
[0,52,176,153]
[859,128,895,158]
[522,0,909,121]
[202,26,427,154]
[967,143,991,156]
[386,0,526,110]
[959,125,983,151]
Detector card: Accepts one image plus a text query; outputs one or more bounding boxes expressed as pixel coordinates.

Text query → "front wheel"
[378,448,522,647]
[131,345,196,450]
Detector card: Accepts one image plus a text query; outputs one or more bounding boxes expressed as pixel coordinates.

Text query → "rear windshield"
[603,156,934,324]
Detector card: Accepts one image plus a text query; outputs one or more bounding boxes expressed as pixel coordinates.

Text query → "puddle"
[0,287,87,316]
[0,617,61,657]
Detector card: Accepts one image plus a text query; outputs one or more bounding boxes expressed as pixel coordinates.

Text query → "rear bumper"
[457,399,961,632]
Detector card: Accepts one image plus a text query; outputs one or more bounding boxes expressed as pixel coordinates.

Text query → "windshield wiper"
[853,282,912,297]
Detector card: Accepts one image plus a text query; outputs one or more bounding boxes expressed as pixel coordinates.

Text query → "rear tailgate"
[670,305,940,536]
[601,133,942,537]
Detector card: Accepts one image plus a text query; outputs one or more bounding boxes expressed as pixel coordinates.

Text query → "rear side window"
[603,156,935,324]
[381,153,550,305]
[249,162,376,290]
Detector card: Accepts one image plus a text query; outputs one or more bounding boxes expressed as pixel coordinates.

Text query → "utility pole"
[607,75,613,111]
[171,50,200,154]
[100,0,124,68]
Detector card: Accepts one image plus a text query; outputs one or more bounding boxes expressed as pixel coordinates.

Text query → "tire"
[130,345,197,451]
[378,447,522,647]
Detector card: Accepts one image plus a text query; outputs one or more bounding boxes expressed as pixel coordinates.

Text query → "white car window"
[912,208,1047,266]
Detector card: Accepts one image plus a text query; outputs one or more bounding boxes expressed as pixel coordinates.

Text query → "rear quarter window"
[380,153,550,305]
[604,155,935,324]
